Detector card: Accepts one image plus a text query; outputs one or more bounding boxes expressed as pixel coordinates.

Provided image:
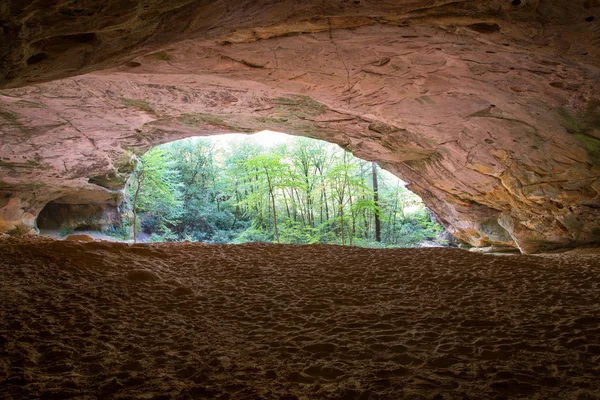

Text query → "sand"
[1,237,599,399]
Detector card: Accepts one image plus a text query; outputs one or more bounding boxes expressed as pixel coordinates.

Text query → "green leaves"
[124,134,445,247]
[126,146,183,241]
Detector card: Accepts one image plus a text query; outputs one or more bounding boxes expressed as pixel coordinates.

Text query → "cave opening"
[38,131,447,247]
[37,196,123,238]
[123,131,447,247]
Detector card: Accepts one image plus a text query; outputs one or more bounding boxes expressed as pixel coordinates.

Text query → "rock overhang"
[0,0,599,253]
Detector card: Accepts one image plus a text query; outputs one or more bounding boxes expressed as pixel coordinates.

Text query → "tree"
[123,134,445,247]
[243,153,287,243]
[130,156,145,244]
[372,162,381,242]
[127,147,182,243]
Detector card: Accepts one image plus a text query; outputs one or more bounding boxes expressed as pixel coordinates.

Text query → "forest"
[122,134,446,247]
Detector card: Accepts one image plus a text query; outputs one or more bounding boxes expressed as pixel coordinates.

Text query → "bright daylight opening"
[111,130,447,247]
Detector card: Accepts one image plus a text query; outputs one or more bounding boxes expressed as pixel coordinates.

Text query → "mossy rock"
[0,160,40,169]
[575,134,600,164]
[120,98,156,115]
[0,107,21,124]
[88,172,128,191]
[368,121,404,135]
[272,97,301,106]
[14,100,42,108]
[178,113,252,132]
[270,95,326,117]
[558,99,600,164]
[145,51,173,61]
[558,99,600,135]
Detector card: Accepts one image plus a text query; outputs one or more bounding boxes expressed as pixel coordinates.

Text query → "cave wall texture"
[1,0,599,253]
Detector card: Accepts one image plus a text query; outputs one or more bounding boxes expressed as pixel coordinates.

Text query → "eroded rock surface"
[1,1,600,252]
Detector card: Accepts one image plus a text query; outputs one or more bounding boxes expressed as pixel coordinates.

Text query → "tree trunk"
[339,198,345,245]
[282,188,291,219]
[318,168,330,222]
[287,188,298,222]
[363,208,369,238]
[387,185,399,242]
[372,162,381,242]
[294,188,306,226]
[348,192,355,246]
[305,177,313,228]
[132,172,145,244]
[264,167,280,243]
[231,207,239,230]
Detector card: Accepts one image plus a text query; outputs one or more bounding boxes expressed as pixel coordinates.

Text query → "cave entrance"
[37,196,122,238]
[125,131,446,247]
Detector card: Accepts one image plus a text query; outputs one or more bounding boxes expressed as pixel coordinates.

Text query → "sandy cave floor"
[1,237,599,400]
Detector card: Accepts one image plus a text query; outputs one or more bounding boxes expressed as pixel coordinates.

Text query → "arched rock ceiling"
[1,0,599,253]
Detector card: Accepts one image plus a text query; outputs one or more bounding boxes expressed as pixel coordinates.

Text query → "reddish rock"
[0,1,599,253]
[64,234,95,243]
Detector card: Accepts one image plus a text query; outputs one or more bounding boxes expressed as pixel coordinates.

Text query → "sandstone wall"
[1,0,599,252]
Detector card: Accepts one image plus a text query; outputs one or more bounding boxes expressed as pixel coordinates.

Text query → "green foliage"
[209,230,239,244]
[279,220,320,244]
[148,229,178,243]
[125,146,183,241]
[123,135,447,247]
[234,228,273,244]
[105,224,129,240]
[58,226,74,237]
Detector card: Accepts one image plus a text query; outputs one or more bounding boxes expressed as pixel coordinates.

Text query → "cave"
[1,1,600,398]
[36,196,122,235]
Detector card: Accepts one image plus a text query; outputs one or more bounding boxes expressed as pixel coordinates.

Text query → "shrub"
[279,221,319,244]
[234,228,273,244]
[58,226,74,237]
[208,230,239,244]
[141,214,160,234]
[148,229,178,243]
[105,224,129,240]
